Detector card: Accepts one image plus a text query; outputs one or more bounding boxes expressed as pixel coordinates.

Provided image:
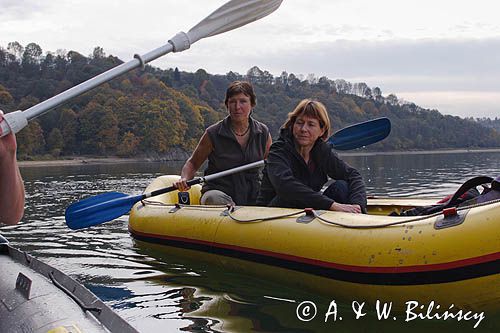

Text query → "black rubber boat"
[0,234,138,333]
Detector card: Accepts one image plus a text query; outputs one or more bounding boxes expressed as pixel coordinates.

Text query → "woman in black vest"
[174,81,272,205]
[257,99,366,213]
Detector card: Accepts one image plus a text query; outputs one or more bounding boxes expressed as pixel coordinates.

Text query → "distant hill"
[1,42,500,159]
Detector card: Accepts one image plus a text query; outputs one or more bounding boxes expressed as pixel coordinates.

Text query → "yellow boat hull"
[129,176,500,312]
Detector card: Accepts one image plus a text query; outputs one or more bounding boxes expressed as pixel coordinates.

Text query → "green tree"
[0,84,13,105]
[117,131,140,156]
[79,102,119,154]
[361,101,378,115]
[22,43,42,64]
[174,67,181,81]
[7,41,24,60]
[47,128,64,156]
[59,108,78,154]
[141,98,185,153]
[17,121,45,158]
[92,46,105,59]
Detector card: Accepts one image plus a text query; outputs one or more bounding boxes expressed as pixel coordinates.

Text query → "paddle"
[65,117,391,230]
[0,0,283,137]
[328,117,390,150]
[66,160,265,230]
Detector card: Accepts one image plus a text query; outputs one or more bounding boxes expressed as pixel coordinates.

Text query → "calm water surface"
[1,151,499,332]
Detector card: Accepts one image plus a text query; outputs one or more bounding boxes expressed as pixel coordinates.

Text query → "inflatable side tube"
[0,242,138,333]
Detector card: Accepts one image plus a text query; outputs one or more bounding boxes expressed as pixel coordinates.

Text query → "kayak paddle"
[66,160,265,230]
[328,117,391,150]
[65,117,391,230]
[0,0,283,137]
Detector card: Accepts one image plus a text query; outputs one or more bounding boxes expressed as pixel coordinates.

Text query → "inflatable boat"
[0,234,138,333]
[129,176,500,312]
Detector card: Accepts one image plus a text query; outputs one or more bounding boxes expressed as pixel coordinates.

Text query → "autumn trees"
[1,42,499,159]
[0,43,223,159]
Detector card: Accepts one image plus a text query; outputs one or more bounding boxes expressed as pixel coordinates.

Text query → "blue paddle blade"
[65,192,142,230]
[328,117,391,150]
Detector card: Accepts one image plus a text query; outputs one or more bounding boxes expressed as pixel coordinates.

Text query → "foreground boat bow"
[0,237,138,333]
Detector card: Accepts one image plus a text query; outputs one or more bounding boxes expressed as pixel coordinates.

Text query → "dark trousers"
[323,180,350,204]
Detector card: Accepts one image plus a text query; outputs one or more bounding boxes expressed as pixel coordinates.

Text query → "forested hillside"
[475,117,500,132]
[1,42,499,160]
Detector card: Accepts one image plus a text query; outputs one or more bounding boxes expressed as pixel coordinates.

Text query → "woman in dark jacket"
[257,99,366,213]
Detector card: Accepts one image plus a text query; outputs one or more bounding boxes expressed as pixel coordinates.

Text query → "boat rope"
[141,200,306,223]
[141,200,228,209]
[315,198,500,229]
[141,197,500,228]
[226,208,306,223]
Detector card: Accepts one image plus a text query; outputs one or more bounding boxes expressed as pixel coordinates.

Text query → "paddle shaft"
[142,160,265,199]
[30,56,166,121]
[0,42,171,136]
[0,0,282,136]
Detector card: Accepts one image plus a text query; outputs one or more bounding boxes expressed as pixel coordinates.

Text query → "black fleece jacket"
[256,128,367,210]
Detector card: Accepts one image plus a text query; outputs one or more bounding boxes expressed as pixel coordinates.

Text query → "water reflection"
[1,152,499,332]
[132,240,500,332]
[344,152,500,197]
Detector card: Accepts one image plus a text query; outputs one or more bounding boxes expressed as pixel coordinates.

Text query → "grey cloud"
[0,0,23,7]
[0,0,47,19]
[249,22,377,40]
[258,38,500,91]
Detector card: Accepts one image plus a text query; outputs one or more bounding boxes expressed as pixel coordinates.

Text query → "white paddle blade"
[188,0,283,44]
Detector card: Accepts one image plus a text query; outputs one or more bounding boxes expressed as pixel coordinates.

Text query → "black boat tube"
[0,237,138,333]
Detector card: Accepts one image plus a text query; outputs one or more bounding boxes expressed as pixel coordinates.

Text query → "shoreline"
[17,148,500,167]
[339,147,500,156]
[18,157,164,168]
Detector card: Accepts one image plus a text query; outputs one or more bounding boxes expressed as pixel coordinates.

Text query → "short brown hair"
[224,81,256,107]
[283,99,331,141]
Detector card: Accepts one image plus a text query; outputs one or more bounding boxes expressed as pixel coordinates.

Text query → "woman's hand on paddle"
[175,132,213,193]
[329,202,362,214]
[174,178,191,192]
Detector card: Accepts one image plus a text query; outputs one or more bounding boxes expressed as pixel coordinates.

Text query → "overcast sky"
[1,0,499,118]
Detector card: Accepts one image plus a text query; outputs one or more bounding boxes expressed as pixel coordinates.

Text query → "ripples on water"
[349,152,500,197]
[1,152,499,332]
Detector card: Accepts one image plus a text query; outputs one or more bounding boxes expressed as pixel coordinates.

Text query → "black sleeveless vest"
[202,116,269,205]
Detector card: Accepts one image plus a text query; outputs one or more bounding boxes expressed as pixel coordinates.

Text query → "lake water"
[1,151,499,332]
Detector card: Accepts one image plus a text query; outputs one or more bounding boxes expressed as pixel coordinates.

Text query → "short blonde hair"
[283,99,331,141]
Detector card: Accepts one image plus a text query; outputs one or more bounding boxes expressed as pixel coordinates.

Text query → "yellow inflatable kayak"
[129,176,500,312]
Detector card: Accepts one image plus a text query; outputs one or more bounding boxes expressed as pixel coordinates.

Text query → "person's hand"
[0,111,18,160]
[329,202,362,214]
[173,177,191,192]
